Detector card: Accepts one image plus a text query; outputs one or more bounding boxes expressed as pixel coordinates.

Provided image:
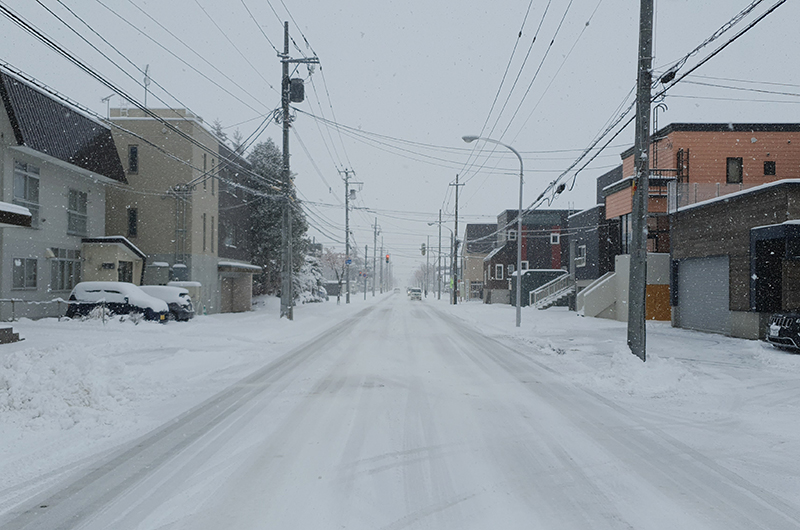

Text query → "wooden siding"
[605,187,633,219]
[622,129,800,184]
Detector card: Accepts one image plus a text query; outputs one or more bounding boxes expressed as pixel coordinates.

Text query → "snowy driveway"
[3,295,800,529]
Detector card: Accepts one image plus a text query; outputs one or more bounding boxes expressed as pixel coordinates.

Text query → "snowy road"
[4,296,800,529]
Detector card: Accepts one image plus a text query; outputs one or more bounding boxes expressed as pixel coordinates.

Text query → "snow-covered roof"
[82,236,146,259]
[0,200,31,228]
[218,261,262,272]
[567,204,603,219]
[484,246,505,262]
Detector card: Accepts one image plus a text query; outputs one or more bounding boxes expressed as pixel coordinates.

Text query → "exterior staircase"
[530,273,575,310]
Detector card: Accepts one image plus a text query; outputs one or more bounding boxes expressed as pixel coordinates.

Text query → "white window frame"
[49,248,81,292]
[508,230,517,241]
[521,261,529,270]
[550,232,560,245]
[495,263,504,280]
[575,245,587,268]
[13,161,39,228]
[67,189,88,236]
[508,263,515,276]
[12,257,37,290]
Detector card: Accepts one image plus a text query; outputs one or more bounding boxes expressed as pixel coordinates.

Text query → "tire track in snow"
[0,303,379,530]
[433,306,800,530]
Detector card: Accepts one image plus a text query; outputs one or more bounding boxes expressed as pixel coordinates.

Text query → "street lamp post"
[428,220,455,304]
[462,135,524,328]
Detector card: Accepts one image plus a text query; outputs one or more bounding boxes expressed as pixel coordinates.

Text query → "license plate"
[769,324,780,337]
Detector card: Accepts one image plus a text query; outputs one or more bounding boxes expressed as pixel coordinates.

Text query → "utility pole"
[279,21,319,319]
[449,174,463,304]
[364,245,368,301]
[437,209,442,300]
[425,235,430,297]
[372,218,379,296]
[628,0,654,361]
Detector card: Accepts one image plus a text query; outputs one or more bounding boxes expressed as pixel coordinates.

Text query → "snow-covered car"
[66,281,169,322]
[409,288,422,301]
[139,285,195,321]
[765,312,800,350]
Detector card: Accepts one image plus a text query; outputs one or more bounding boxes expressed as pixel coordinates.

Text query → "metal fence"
[667,181,758,212]
[0,298,70,322]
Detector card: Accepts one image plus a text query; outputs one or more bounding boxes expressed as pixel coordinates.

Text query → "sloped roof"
[464,223,496,254]
[0,70,126,183]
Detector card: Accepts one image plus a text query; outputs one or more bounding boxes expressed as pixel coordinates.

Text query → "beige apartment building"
[107,108,223,314]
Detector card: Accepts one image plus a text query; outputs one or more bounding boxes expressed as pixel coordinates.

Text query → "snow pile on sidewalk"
[0,344,140,432]
[576,346,699,399]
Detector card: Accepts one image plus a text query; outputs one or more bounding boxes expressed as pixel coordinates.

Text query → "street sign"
[346,259,352,265]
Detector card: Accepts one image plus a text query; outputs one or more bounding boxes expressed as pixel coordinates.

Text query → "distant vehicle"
[66,281,169,322]
[140,285,195,321]
[394,287,401,293]
[765,311,800,350]
[409,288,422,301]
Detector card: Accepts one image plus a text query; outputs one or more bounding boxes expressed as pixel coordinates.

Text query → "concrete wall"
[108,109,222,313]
[578,253,671,322]
[81,242,144,284]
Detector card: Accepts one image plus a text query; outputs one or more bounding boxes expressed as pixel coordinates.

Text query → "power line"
[238,0,281,55]
[108,0,277,104]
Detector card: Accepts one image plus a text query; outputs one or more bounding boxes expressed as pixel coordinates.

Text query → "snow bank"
[0,345,140,432]
[574,346,700,399]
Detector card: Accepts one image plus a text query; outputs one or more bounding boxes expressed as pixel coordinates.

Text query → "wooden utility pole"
[628,0,654,361]
[372,218,379,296]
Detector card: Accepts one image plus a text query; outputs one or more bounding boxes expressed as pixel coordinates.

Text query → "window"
[212,159,216,196]
[127,208,138,238]
[576,245,587,268]
[50,249,80,292]
[550,232,560,245]
[495,264,504,280]
[12,258,37,290]
[67,189,87,236]
[508,264,515,276]
[727,157,743,184]
[128,145,139,174]
[203,154,207,190]
[211,215,215,253]
[620,213,632,254]
[203,213,207,251]
[118,261,133,283]
[223,223,235,248]
[520,261,529,270]
[13,161,39,227]
[764,161,776,176]
[508,230,517,241]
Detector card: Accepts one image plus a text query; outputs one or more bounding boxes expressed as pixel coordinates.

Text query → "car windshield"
[2,2,799,529]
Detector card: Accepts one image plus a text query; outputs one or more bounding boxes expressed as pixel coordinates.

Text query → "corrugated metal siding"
[0,71,126,183]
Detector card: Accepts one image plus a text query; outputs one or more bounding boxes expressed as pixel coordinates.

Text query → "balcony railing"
[667,181,760,212]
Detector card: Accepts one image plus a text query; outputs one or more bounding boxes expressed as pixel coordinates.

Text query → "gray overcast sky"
[2,0,798,282]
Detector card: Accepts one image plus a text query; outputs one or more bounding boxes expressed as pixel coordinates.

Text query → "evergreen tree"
[246,139,308,295]
[212,119,228,144]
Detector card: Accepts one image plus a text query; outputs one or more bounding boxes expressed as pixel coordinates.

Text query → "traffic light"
[385,254,390,263]
[421,243,426,256]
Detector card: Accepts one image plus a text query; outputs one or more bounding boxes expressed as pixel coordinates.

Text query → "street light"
[462,135,524,327]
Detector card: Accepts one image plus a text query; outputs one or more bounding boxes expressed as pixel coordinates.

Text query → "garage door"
[677,256,730,334]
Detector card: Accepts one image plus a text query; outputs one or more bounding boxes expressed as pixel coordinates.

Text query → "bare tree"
[322,249,346,303]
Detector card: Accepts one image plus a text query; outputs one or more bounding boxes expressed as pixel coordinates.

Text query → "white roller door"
[677,256,730,335]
